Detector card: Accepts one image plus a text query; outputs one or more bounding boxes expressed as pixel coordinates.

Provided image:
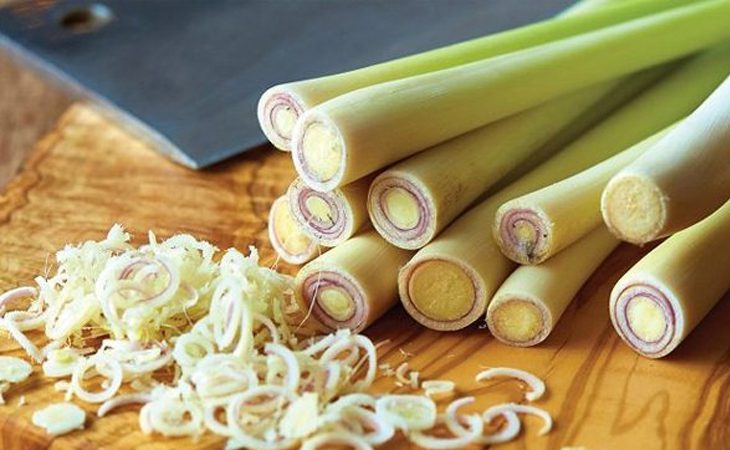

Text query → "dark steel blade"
[0,0,571,168]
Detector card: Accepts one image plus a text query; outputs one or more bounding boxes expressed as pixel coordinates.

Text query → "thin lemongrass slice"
[494,125,671,265]
[268,195,321,265]
[422,380,456,398]
[265,343,301,392]
[487,226,619,346]
[203,403,232,437]
[483,403,553,436]
[475,367,546,402]
[288,176,372,246]
[397,43,730,331]
[409,413,483,449]
[258,0,693,150]
[479,407,521,445]
[300,431,372,450]
[326,393,376,414]
[0,356,31,383]
[42,348,82,378]
[97,392,155,417]
[0,286,37,315]
[602,75,730,244]
[443,397,480,436]
[32,402,86,436]
[172,332,215,368]
[292,0,730,191]
[145,399,203,437]
[321,334,378,391]
[71,354,123,403]
[375,395,437,431]
[367,77,631,250]
[610,199,730,358]
[295,231,412,333]
[278,392,319,439]
[341,405,395,445]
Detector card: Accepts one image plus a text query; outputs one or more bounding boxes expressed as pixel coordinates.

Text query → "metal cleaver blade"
[0,0,571,169]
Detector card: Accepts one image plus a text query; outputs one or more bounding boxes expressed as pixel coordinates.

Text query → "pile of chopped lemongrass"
[0,226,552,448]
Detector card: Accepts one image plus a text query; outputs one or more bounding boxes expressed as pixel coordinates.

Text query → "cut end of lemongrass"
[611,282,679,358]
[297,269,367,332]
[399,257,482,330]
[268,196,320,265]
[601,173,667,245]
[288,179,353,247]
[257,86,306,151]
[495,206,552,265]
[487,297,550,347]
[369,175,436,250]
[293,115,345,191]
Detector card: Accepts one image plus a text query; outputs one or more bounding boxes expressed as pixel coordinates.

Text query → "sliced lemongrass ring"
[300,431,372,450]
[71,355,123,403]
[475,367,545,401]
[483,403,553,436]
[408,413,483,449]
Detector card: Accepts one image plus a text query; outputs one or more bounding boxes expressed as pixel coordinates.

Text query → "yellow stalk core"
[301,122,342,182]
[489,300,544,344]
[408,261,475,321]
[272,199,312,256]
[316,286,356,322]
[514,220,539,247]
[602,174,666,243]
[304,195,335,226]
[272,105,298,139]
[625,296,666,342]
[383,187,421,230]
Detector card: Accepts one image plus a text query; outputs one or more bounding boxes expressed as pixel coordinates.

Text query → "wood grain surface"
[0,105,728,450]
[0,49,71,188]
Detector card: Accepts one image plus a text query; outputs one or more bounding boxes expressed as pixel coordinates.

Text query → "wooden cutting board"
[0,105,728,450]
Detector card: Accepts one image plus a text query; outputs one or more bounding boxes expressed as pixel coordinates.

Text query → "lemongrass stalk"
[287,176,372,247]
[487,226,619,347]
[366,74,642,250]
[397,45,730,331]
[294,231,412,333]
[602,76,730,245]
[268,196,321,265]
[258,0,691,151]
[610,199,730,358]
[494,125,673,265]
[291,0,730,191]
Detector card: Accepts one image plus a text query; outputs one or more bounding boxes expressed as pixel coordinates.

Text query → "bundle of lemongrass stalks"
[262,0,730,356]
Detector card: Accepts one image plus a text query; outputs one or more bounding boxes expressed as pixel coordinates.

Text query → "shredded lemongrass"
[0,226,556,447]
[0,318,43,363]
[475,367,546,401]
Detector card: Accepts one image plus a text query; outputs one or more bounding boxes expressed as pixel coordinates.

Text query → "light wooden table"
[0,104,728,450]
